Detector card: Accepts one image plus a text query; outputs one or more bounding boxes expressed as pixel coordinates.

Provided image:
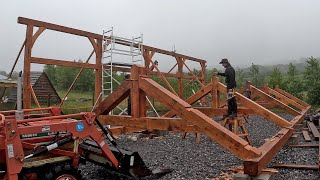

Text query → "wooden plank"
[302,130,312,142]
[273,164,319,170]
[31,57,97,69]
[289,144,318,148]
[250,85,300,116]
[139,76,262,160]
[0,83,17,88]
[307,121,320,140]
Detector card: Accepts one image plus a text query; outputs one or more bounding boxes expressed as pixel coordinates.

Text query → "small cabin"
[8,72,61,105]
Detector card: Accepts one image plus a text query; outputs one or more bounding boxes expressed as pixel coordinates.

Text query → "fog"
[1,0,320,72]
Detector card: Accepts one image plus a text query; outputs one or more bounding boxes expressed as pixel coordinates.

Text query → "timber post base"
[233,172,276,180]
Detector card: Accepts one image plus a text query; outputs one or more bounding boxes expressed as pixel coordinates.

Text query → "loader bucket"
[121,151,172,178]
[80,140,172,179]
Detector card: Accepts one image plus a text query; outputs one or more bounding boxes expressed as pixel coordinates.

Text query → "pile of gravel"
[80,114,319,179]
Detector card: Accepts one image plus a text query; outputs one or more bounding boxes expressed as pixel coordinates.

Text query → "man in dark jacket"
[215,58,237,118]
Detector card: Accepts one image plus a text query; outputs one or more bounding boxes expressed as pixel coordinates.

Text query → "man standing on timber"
[214,58,237,118]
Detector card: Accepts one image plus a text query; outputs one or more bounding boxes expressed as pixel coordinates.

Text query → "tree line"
[232,57,320,105]
[41,57,320,106]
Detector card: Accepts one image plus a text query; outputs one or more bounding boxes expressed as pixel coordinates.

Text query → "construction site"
[0,10,319,180]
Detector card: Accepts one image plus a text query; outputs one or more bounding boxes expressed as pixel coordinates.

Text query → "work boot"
[222,114,230,120]
[227,114,234,119]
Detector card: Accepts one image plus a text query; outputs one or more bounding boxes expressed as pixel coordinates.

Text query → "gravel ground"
[80,114,319,180]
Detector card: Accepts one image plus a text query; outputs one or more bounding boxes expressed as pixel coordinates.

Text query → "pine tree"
[268,67,282,88]
[304,57,320,105]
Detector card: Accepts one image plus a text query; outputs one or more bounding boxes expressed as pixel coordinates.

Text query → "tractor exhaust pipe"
[15,71,23,120]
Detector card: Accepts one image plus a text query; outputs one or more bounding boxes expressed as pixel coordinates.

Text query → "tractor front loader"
[0,107,170,180]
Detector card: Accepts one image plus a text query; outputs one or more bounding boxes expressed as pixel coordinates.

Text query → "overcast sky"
[1,0,320,72]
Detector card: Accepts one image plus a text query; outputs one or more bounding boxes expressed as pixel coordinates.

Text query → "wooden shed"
[8,72,61,105]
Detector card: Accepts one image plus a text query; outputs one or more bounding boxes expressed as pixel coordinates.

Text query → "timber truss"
[94,65,310,177]
[16,17,310,177]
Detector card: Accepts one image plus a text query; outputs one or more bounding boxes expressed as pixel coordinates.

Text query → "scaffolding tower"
[102,28,143,98]
[101,28,146,115]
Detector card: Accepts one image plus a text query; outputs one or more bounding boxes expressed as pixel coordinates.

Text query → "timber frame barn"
[17,17,310,177]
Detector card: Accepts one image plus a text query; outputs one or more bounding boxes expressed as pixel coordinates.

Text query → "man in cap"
[214,58,237,118]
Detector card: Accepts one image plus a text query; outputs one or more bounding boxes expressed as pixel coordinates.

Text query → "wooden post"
[95,39,102,103]
[139,89,147,117]
[200,62,207,105]
[212,76,219,108]
[177,57,183,98]
[131,66,139,117]
[23,25,34,109]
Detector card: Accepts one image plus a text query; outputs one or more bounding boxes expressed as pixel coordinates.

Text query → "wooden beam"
[18,17,102,39]
[95,40,102,103]
[163,83,212,117]
[139,76,261,159]
[130,65,142,118]
[288,144,318,148]
[30,57,97,69]
[197,107,255,117]
[263,85,305,111]
[212,76,219,109]
[274,86,309,108]
[59,50,95,107]
[31,27,46,47]
[177,57,183,97]
[143,50,178,95]
[23,25,33,109]
[244,107,309,176]
[217,82,292,128]
[142,46,206,63]
[250,85,300,116]
[108,126,146,136]
[18,17,207,65]
[307,121,320,140]
[272,164,319,170]
[99,115,199,133]
[94,80,131,116]
[302,131,312,142]
[0,84,17,88]
[181,59,205,88]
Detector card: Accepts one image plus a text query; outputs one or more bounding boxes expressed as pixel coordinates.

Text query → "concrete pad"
[233,173,250,180]
[233,173,276,180]
[252,173,275,180]
[286,134,298,146]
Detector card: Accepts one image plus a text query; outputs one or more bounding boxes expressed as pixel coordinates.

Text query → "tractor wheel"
[41,162,83,180]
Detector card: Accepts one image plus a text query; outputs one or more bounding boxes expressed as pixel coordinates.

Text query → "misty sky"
[1,0,320,72]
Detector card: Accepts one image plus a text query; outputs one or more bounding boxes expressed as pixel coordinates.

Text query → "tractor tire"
[40,162,83,180]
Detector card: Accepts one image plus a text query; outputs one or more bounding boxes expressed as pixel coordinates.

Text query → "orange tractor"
[0,106,170,180]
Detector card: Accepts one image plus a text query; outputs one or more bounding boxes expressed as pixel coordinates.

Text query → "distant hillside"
[239,62,306,76]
